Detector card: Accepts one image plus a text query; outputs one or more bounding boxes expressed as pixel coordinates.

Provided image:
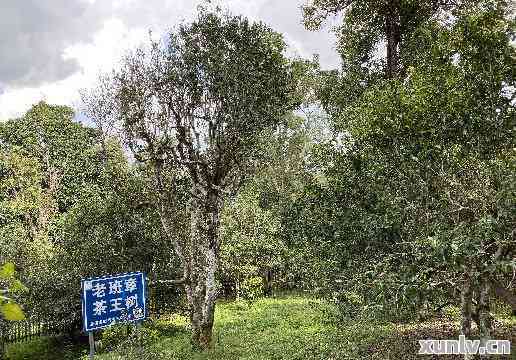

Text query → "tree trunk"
[385,1,401,78]
[477,278,492,358]
[152,162,223,351]
[0,319,7,358]
[460,268,474,360]
[262,269,273,296]
[186,247,217,350]
[184,185,222,351]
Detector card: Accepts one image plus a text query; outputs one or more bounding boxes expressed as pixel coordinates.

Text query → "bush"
[240,276,263,300]
[333,290,364,318]
[441,305,461,321]
[99,322,159,353]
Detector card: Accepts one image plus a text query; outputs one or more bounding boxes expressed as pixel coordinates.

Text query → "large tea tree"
[85,11,297,349]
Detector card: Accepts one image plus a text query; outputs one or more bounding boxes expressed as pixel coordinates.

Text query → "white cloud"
[0,18,149,120]
[64,18,148,75]
[0,0,341,120]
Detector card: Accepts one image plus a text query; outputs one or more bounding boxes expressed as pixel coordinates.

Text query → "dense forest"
[0,0,515,359]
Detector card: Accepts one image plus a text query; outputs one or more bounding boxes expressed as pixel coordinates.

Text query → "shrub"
[99,322,159,353]
[240,276,263,300]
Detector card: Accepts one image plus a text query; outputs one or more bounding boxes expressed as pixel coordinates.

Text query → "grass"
[97,296,391,360]
[4,336,86,360]
[4,296,516,359]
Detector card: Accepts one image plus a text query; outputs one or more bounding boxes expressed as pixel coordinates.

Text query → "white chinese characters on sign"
[110,298,124,312]
[89,277,142,319]
[109,280,123,294]
[93,300,107,316]
[125,278,137,292]
[92,283,106,298]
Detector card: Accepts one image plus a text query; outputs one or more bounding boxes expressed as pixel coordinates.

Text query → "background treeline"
[0,103,183,330]
[0,0,514,350]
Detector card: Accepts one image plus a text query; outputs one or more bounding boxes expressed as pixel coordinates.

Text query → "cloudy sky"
[0,0,341,120]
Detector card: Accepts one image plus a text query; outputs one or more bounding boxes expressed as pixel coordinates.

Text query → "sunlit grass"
[96,295,392,360]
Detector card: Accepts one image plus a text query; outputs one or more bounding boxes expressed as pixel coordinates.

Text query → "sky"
[0,0,342,121]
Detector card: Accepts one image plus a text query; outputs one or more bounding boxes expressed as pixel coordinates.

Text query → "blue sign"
[81,272,147,332]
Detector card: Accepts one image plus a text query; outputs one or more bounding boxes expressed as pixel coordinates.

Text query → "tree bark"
[184,185,222,351]
[477,278,492,358]
[385,1,401,78]
[262,269,273,296]
[460,267,474,360]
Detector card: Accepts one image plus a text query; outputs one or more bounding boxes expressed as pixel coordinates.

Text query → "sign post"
[88,332,95,360]
[136,321,143,355]
[81,272,148,358]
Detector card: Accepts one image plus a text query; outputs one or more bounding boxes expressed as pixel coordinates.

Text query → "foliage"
[0,102,183,331]
[0,150,43,273]
[0,102,101,212]
[299,0,516,323]
[99,323,160,353]
[220,188,283,298]
[219,109,331,297]
[0,263,26,321]
[0,102,105,325]
[303,0,476,77]
[238,277,264,301]
[4,336,84,360]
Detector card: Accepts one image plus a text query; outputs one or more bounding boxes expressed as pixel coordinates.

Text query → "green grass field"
[5,296,516,360]
[93,296,392,360]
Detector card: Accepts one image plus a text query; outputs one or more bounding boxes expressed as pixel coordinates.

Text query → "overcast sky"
[0,0,341,120]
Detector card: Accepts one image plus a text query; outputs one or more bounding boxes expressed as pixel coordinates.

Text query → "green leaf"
[1,303,25,321]
[10,280,28,293]
[0,263,15,279]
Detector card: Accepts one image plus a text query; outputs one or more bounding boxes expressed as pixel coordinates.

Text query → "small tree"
[84,11,297,349]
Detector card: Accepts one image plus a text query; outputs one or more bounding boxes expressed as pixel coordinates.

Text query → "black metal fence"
[0,317,78,354]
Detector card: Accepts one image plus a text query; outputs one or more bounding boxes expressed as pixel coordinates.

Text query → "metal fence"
[0,317,78,353]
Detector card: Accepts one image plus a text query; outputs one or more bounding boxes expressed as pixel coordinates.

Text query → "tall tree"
[303,0,472,78]
[0,102,101,214]
[84,11,298,349]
